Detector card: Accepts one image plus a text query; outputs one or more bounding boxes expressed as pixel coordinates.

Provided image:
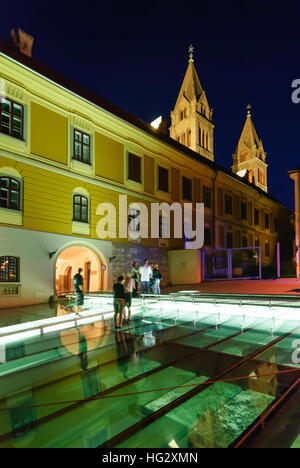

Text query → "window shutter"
[171,168,180,202]
[248,201,253,226]
[218,224,225,248]
[233,195,240,220]
[193,178,201,203]
[218,187,224,216]
[249,233,254,248]
[260,209,264,229]
[270,214,275,233]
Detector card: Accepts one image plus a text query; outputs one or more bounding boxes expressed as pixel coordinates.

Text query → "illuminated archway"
[55,245,106,294]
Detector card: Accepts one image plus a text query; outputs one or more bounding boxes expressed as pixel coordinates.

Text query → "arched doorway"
[55,246,104,295]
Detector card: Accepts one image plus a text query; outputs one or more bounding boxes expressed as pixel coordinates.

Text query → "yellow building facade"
[0,40,294,307]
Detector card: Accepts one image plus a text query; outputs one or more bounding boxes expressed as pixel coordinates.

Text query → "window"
[241,201,247,220]
[226,232,233,249]
[248,169,253,183]
[128,208,140,234]
[204,227,211,246]
[265,213,270,230]
[187,129,191,147]
[158,166,169,193]
[0,98,24,140]
[203,186,211,208]
[0,257,19,282]
[128,153,141,183]
[180,108,187,120]
[73,195,89,223]
[159,214,168,238]
[225,195,233,215]
[205,132,209,150]
[242,236,248,248]
[0,177,20,210]
[240,152,247,162]
[265,241,270,257]
[254,208,259,226]
[73,129,90,164]
[258,169,265,185]
[274,217,278,233]
[182,176,192,201]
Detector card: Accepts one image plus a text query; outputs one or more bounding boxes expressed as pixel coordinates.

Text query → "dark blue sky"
[2,0,300,209]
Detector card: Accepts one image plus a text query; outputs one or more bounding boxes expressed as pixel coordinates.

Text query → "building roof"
[0,39,292,212]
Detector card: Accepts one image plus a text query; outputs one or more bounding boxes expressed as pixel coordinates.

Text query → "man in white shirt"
[139,259,153,295]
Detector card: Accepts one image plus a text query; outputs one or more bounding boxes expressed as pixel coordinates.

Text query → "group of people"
[113,259,163,328]
[130,259,162,296]
[72,259,163,329]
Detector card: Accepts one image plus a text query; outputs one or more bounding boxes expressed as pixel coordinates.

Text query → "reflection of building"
[289,167,300,279]
[0,36,295,307]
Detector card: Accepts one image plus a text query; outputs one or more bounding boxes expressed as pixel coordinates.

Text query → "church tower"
[232,105,268,193]
[170,46,214,162]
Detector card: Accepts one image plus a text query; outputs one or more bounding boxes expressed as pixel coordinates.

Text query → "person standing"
[124,273,135,321]
[113,276,125,329]
[73,268,84,315]
[139,259,152,295]
[131,261,139,298]
[152,263,162,295]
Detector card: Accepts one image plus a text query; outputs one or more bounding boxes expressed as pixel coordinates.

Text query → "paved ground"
[162,278,300,296]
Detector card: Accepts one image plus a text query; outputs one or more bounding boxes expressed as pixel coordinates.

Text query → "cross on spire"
[188,45,194,62]
[246,103,252,116]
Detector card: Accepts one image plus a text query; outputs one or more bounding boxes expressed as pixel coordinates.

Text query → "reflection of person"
[131,261,139,298]
[73,268,84,314]
[113,276,125,328]
[78,329,88,371]
[152,263,162,295]
[139,259,152,295]
[124,273,135,321]
[115,330,137,379]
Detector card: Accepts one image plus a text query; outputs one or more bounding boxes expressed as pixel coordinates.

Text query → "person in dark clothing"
[113,276,125,328]
[152,263,162,295]
[131,261,139,297]
[73,268,84,314]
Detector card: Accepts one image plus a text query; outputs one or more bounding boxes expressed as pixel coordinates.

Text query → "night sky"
[2,0,300,209]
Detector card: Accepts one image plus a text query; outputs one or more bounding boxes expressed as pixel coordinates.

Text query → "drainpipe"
[212,171,218,249]
[288,168,300,279]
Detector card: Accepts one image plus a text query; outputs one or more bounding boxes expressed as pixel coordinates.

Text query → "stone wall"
[111,242,170,286]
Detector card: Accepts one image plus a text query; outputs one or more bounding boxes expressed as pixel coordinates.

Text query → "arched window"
[0,256,19,282]
[0,176,21,210]
[73,194,89,223]
[187,128,191,147]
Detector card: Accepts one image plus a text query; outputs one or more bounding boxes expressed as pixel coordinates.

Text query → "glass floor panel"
[117,381,275,449]
[0,296,299,448]
[209,319,300,358]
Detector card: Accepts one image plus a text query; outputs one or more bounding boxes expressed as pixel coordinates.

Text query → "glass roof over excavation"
[0,294,299,448]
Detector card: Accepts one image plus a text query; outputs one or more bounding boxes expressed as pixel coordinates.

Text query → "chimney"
[150,116,167,135]
[158,117,167,135]
[10,29,34,57]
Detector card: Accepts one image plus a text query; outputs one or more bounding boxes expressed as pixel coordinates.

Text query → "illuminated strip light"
[0,314,77,336]
[0,306,114,338]
[43,321,76,334]
[0,329,41,345]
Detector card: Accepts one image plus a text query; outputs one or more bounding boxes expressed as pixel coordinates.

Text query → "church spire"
[169,48,214,161]
[232,107,268,192]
